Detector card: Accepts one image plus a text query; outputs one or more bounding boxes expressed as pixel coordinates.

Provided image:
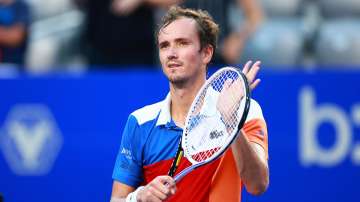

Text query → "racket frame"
[173,67,251,182]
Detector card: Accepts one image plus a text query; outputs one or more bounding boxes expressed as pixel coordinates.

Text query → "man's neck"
[169,77,205,128]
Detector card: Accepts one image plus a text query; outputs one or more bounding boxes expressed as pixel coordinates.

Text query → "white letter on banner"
[351,105,360,165]
[299,87,351,167]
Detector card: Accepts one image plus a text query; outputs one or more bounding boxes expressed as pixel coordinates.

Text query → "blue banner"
[0,69,359,202]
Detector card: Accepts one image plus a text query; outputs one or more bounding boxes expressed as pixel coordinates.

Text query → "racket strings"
[188,88,220,162]
[188,71,246,162]
[194,74,224,162]
[184,69,247,163]
[215,71,244,134]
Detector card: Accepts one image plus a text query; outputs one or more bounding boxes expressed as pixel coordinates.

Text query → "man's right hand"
[137,176,177,202]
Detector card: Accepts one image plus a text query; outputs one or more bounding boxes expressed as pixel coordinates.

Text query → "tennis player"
[111,6,269,202]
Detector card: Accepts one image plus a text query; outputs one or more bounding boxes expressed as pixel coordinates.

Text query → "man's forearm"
[231,131,269,195]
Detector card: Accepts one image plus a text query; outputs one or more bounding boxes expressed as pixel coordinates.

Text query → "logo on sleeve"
[121,147,132,160]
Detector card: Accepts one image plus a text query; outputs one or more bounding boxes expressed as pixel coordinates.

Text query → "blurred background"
[0,0,359,201]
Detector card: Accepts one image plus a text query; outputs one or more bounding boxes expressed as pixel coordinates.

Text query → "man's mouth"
[167,63,182,68]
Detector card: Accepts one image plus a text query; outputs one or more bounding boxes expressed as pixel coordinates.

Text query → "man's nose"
[167,47,178,60]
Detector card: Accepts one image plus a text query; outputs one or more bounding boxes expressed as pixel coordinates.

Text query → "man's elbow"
[247,176,269,196]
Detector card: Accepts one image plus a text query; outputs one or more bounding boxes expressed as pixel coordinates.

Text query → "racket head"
[182,67,251,165]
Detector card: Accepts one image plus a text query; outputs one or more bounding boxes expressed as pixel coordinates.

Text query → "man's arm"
[229,60,269,195]
[111,181,135,202]
[231,132,269,195]
[111,177,177,202]
[110,114,174,202]
[0,23,27,48]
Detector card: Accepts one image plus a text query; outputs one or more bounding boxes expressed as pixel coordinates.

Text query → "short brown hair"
[155,6,219,53]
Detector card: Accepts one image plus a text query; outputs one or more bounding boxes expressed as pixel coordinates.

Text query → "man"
[111,6,269,202]
[0,0,30,67]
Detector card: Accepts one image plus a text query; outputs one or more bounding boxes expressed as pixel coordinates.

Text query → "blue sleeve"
[112,115,143,187]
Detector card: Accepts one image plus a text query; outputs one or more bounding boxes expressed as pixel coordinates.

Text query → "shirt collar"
[156,93,171,126]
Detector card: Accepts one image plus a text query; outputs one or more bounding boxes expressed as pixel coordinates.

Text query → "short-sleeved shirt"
[0,0,30,65]
[113,93,268,202]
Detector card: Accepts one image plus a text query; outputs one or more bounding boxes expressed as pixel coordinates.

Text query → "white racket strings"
[185,69,247,163]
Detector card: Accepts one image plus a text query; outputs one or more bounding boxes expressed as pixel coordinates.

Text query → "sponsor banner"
[0,69,359,202]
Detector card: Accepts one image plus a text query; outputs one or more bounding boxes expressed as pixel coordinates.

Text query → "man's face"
[158,17,212,85]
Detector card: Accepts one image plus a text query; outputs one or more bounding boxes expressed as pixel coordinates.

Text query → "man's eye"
[160,44,168,49]
[178,41,188,46]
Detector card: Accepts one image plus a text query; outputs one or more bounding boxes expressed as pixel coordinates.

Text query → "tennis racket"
[168,66,251,183]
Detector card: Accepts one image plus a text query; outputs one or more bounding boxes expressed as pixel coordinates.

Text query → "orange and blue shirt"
[112,94,268,201]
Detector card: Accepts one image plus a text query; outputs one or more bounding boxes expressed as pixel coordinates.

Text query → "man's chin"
[167,75,187,85]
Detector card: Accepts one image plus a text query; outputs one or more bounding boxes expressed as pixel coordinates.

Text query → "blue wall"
[0,68,359,202]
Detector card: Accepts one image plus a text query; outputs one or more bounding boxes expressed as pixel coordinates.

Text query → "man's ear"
[202,45,214,65]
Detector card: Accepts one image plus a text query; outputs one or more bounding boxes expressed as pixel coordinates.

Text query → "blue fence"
[0,68,359,202]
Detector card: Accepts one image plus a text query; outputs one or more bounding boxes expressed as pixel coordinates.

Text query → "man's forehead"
[158,17,198,40]
[166,17,197,27]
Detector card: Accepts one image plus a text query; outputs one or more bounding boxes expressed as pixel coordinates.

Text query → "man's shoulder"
[246,98,265,121]
[130,100,164,125]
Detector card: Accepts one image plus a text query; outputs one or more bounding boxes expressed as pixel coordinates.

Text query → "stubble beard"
[166,72,188,86]
[162,63,205,88]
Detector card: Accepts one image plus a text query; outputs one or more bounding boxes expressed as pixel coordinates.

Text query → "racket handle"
[168,150,183,177]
